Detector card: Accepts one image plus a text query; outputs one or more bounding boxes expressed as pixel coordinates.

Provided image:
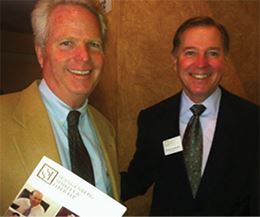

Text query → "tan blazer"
[0,81,120,214]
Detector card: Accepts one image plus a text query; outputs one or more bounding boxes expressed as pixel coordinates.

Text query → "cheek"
[178,58,193,70]
[54,49,72,62]
[209,59,225,71]
[45,44,70,63]
[92,52,104,66]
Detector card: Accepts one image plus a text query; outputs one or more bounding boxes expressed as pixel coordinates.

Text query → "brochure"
[4,156,126,217]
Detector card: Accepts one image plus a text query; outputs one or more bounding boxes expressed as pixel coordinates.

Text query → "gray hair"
[31,0,107,48]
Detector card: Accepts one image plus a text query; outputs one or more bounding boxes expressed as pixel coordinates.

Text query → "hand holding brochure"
[4,156,126,217]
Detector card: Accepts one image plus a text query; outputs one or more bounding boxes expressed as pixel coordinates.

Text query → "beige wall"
[1,0,259,216]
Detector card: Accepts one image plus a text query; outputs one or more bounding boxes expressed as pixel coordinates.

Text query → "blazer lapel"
[161,92,182,139]
[198,89,237,198]
[12,81,61,176]
[87,106,120,200]
[160,93,195,200]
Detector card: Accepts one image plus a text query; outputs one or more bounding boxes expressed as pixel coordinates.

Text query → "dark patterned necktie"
[67,110,95,185]
[183,104,206,197]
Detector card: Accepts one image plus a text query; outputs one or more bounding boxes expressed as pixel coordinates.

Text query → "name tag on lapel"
[162,136,183,156]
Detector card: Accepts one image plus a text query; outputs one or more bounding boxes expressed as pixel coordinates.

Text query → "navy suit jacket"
[121,88,259,216]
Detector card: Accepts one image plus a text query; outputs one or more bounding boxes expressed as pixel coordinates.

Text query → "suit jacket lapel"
[11,81,119,199]
[160,93,195,200]
[87,106,120,200]
[12,81,61,175]
[163,92,181,139]
[173,93,196,198]
[198,89,237,198]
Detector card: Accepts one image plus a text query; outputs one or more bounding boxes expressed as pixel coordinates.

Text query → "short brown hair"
[172,16,229,55]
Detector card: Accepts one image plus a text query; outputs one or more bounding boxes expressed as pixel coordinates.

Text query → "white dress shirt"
[13,197,44,216]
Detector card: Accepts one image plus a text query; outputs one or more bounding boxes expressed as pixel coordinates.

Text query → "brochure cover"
[4,156,126,217]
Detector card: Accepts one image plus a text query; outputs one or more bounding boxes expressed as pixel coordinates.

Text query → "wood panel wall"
[1,0,259,216]
[1,31,41,94]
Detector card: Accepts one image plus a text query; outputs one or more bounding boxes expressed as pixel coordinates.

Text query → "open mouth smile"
[67,68,92,75]
[190,73,210,79]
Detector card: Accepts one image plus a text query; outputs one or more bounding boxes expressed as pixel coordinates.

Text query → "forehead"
[31,191,42,198]
[48,4,100,30]
[180,26,223,48]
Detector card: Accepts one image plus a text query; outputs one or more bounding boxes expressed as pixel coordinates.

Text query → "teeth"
[69,69,91,75]
[191,73,209,79]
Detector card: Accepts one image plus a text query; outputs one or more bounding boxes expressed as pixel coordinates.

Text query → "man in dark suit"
[121,16,259,216]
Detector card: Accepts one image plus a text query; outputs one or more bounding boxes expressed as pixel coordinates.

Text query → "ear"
[224,52,230,62]
[35,44,44,68]
[171,52,178,72]
[222,53,230,74]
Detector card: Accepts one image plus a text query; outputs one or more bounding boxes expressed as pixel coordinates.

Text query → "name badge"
[162,136,183,156]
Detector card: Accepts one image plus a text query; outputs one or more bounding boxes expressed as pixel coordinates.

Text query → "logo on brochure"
[37,163,58,185]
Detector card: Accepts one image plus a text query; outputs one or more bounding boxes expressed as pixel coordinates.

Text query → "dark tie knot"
[67,110,81,128]
[190,104,206,116]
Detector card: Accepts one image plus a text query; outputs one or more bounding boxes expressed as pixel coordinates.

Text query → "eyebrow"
[182,46,222,51]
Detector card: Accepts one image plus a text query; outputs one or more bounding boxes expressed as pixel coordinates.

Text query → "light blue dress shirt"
[179,87,221,174]
[39,79,111,195]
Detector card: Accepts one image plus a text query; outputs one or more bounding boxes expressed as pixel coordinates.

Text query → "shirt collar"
[39,79,88,122]
[180,87,221,118]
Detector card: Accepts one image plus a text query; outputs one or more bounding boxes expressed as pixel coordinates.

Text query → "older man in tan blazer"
[0,0,120,213]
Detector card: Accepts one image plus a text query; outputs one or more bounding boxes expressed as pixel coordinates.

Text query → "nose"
[195,54,208,68]
[75,45,89,62]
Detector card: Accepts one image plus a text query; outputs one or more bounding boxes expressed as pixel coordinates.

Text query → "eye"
[60,40,74,48]
[184,49,196,57]
[207,50,221,57]
[87,41,103,50]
